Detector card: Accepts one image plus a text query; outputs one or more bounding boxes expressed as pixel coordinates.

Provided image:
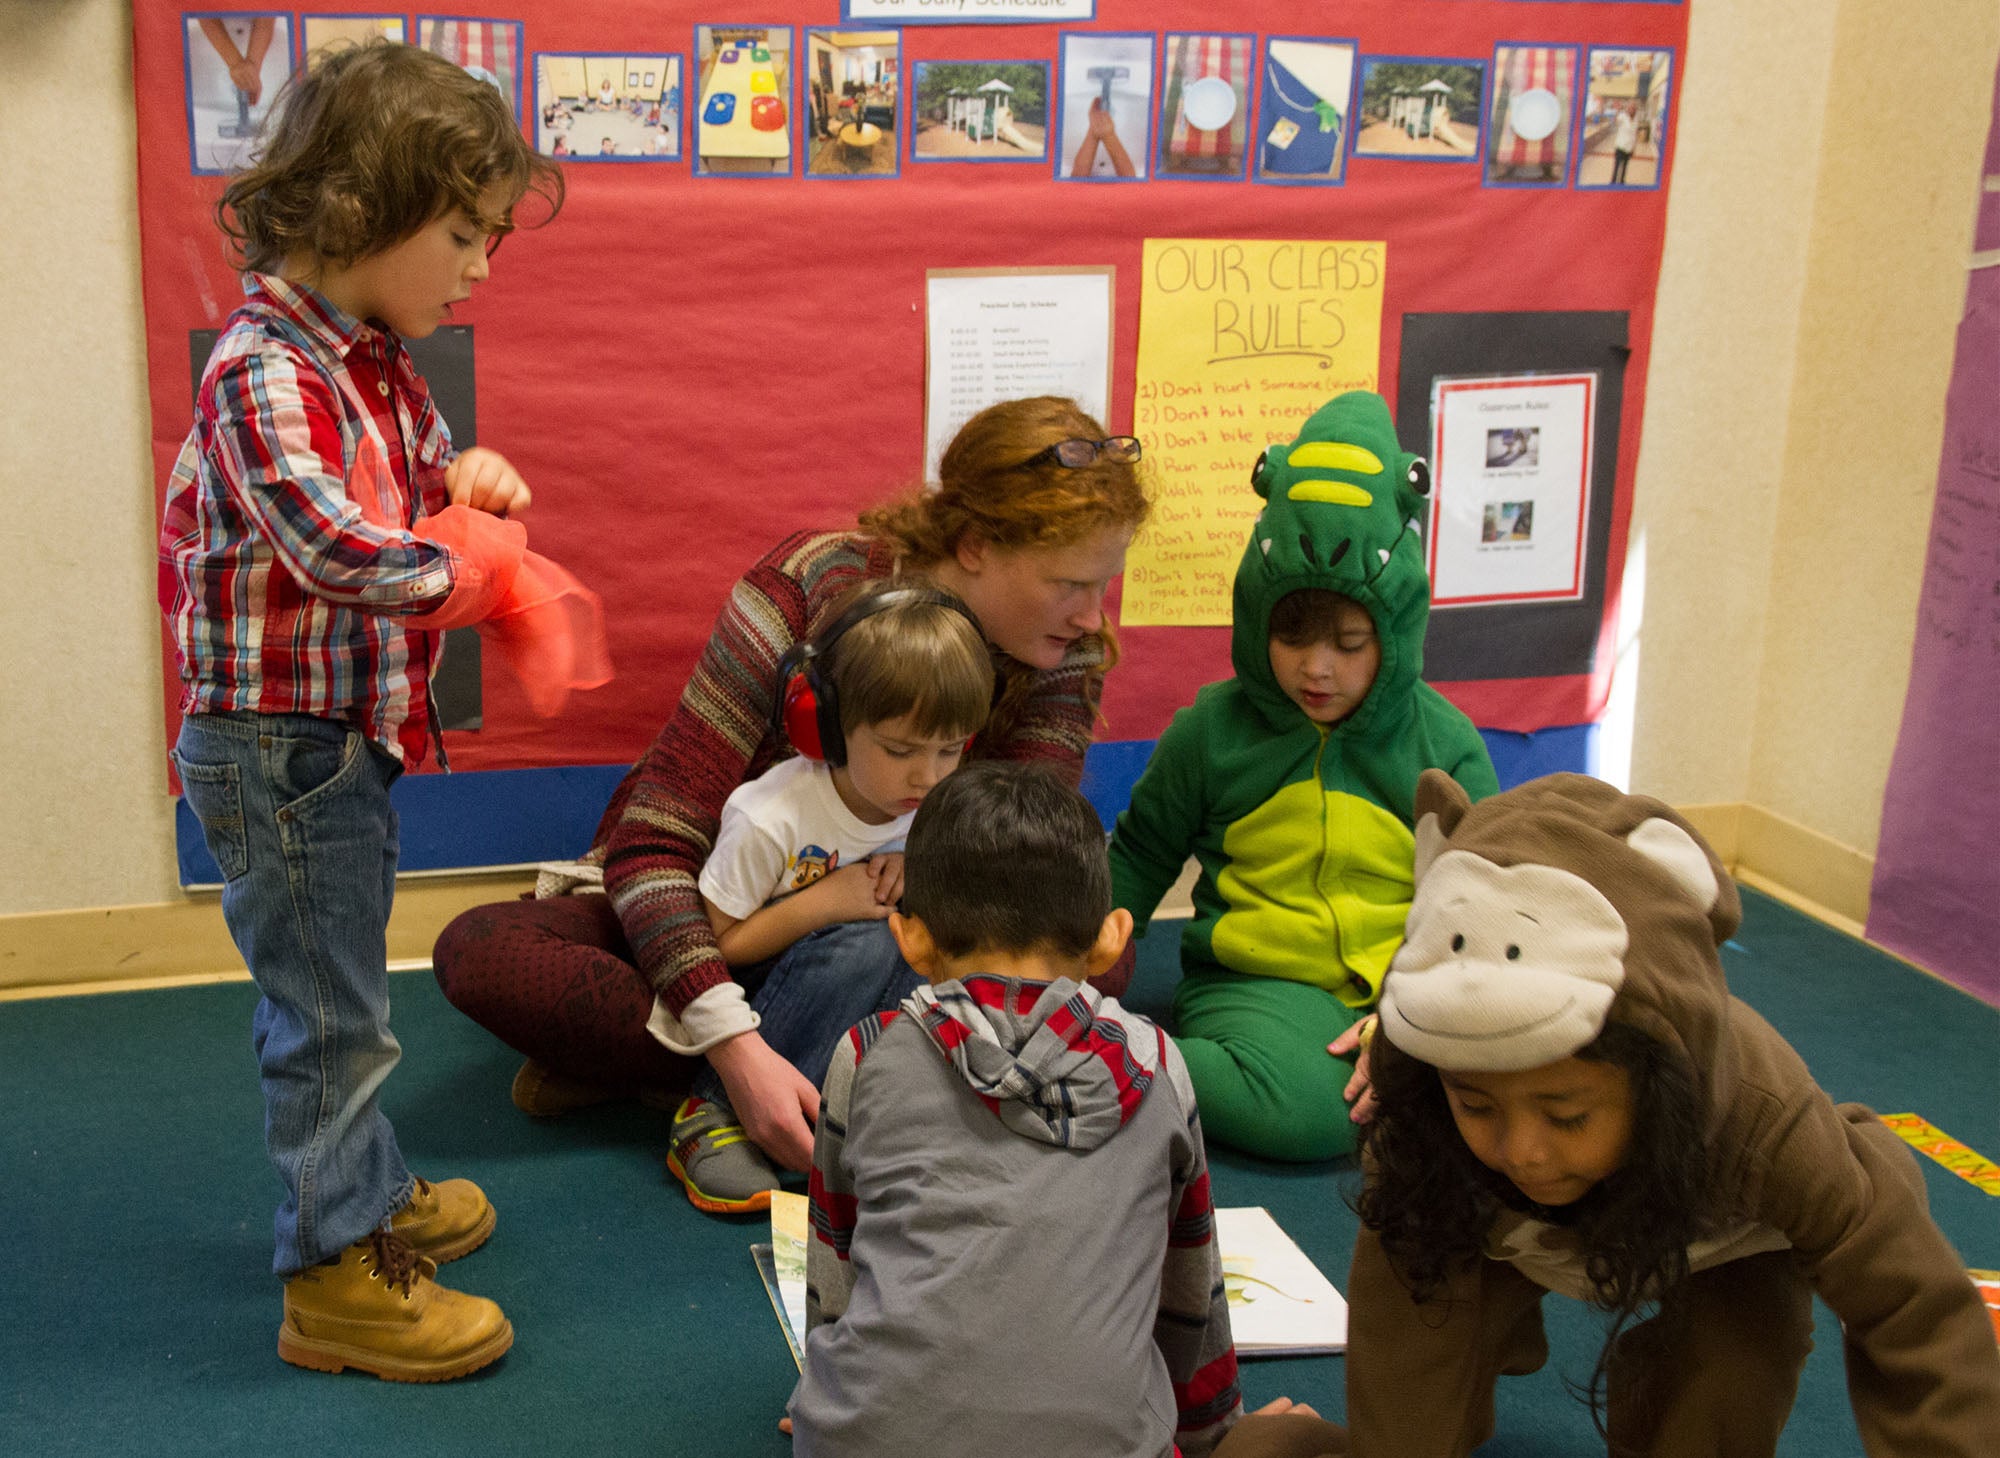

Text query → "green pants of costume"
[1171,968,1366,1162]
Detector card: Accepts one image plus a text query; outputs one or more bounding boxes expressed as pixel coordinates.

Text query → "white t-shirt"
[653,755,912,1057]
[697,754,913,919]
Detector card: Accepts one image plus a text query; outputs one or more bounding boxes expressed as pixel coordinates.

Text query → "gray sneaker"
[666,1097,780,1214]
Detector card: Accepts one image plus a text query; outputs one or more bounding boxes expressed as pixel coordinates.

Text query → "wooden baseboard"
[0,871,537,1001]
[1677,801,1872,938]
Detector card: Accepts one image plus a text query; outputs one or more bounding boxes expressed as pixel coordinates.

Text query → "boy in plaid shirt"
[161,42,562,1382]
[788,763,1242,1457]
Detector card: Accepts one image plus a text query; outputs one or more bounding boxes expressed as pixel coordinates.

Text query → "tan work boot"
[279,1229,513,1382]
[391,1176,495,1264]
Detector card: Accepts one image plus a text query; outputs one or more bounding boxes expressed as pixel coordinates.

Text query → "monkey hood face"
[1232,391,1435,734]
[1378,771,1742,1086]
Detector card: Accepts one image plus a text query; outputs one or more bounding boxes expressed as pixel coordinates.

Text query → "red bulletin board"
[134,0,1688,779]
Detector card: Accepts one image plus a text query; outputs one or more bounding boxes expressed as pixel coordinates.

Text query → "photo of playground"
[693,25,790,176]
[805,29,898,177]
[1578,48,1672,188]
[534,54,681,160]
[1155,33,1252,179]
[1486,45,1575,186]
[1352,59,1482,161]
[1255,38,1355,184]
[911,62,1047,162]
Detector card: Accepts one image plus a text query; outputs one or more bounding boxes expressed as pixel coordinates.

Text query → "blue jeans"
[691,919,922,1105]
[173,711,414,1276]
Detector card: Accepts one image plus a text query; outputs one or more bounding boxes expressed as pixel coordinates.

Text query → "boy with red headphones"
[660,580,993,1212]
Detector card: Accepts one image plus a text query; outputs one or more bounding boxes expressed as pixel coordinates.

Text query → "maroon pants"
[432,895,699,1095]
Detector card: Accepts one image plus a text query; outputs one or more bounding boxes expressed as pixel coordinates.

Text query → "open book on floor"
[753,1195,1345,1365]
[1218,1205,1347,1357]
[750,1191,810,1371]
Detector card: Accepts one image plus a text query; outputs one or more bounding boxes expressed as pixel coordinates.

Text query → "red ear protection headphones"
[771,585,983,767]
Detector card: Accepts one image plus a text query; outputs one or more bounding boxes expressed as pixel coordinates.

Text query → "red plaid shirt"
[160,274,462,767]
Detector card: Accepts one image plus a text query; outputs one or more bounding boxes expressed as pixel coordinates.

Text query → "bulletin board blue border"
[172,729,1596,887]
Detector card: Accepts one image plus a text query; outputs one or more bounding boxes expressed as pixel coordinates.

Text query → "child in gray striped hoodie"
[787,762,1243,1458]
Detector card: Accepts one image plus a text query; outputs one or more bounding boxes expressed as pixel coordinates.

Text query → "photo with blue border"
[909,59,1050,165]
[299,14,408,59]
[1054,29,1154,183]
[1250,35,1357,187]
[1482,42,1579,190]
[692,22,798,178]
[1573,45,1674,192]
[414,15,525,124]
[1154,31,1255,182]
[802,25,901,179]
[531,51,685,162]
[1348,54,1487,167]
[183,12,296,177]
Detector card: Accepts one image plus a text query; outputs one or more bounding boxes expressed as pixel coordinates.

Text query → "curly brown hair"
[218,41,563,273]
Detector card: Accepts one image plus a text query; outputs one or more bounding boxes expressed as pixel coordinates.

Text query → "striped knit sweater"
[793,976,1241,1457]
[600,530,1102,1016]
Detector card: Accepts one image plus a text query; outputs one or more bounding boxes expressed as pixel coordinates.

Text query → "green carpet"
[1,888,1993,1455]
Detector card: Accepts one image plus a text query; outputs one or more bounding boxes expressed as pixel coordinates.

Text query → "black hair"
[1355,1020,1708,1452]
[900,761,1109,960]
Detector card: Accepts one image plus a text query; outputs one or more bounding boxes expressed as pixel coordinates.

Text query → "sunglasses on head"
[1020,436,1143,470]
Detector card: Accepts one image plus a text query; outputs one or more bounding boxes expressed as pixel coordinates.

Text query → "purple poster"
[1866,57,2000,1006]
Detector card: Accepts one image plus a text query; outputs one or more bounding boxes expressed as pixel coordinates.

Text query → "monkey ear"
[1626,818,1722,914]
[1412,770,1471,883]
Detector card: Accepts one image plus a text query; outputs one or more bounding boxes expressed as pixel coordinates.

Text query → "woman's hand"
[707,1029,819,1170]
[1328,1016,1378,1124]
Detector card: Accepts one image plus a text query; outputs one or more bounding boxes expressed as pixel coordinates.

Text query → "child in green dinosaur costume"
[1110,390,1498,1161]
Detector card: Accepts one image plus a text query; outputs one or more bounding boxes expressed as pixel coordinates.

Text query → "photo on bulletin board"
[301,15,406,60]
[416,17,523,122]
[534,53,682,161]
[1156,32,1254,181]
[693,24,795,176]
[1577,47,1673,190]
[1253,37,1356,186]
[1428,372,1596,608]
[183,13,294,175]
[803,28,899,178]
[1350,57,1484,164]
[1485,44,1577,188]
[1055,30,1152,181]
[1396,311,1628,684]
[910,61,1048,164]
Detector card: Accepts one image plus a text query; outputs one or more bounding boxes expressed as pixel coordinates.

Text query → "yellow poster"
[1125,239,1386,625]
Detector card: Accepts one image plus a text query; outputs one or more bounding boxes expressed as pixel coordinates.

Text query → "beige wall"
[3,0,1995,923]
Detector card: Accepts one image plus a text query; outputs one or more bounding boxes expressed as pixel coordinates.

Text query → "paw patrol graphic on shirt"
[789,845,838,891]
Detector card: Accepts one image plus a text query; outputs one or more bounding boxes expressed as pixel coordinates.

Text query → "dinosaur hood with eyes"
[1109,391,1495,1007]
[1232,389,1436,737]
